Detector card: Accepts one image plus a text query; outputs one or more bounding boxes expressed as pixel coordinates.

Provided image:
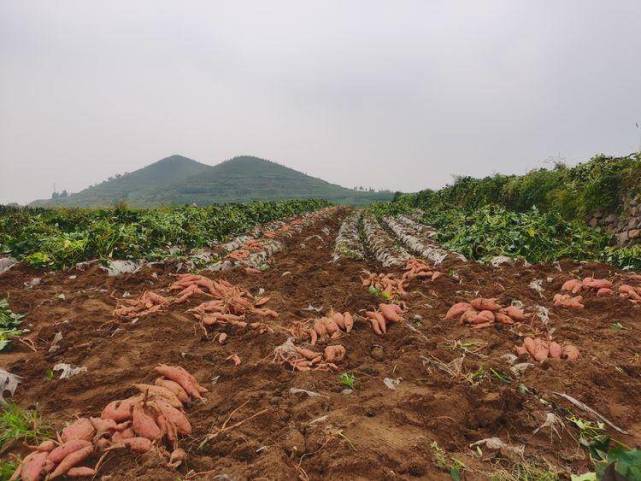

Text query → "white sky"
[1,0,640,204]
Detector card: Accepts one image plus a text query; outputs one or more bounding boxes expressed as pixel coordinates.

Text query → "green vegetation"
[0,460,18,481]
[32,155,393,207]
[338,372,357,390]
[567,416,641,481]
[0,403,50,449]
[403,153,641,220]
[0,199,328,269]
[0,299,23,352]
[373,153,641,269]
[490,463,559,481]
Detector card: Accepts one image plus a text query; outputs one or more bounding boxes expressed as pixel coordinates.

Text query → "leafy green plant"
[430,441,465,480]
[0,200,330,269]
[338,372,357,390]
[0,299,23,352]
[0,460,18,481]
[0,403,51,448]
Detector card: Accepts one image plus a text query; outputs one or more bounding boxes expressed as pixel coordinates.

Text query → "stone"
[605,214,618,224]
[629,229,641,239]
[616,232,629,245]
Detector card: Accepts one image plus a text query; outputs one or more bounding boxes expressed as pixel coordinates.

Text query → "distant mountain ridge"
[31,155,393,207]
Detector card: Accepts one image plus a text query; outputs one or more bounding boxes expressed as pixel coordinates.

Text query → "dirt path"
[1,207,640,480]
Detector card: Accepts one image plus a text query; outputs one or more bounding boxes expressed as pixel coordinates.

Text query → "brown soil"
[1,208,640,480]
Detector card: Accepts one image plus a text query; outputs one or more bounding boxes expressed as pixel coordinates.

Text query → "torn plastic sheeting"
[53,363,87,379]
[0,368,21,403]
[0,257,18,274]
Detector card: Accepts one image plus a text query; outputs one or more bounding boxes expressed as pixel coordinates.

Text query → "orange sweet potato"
[501,306,525,321]
[154,378,190,403]
[549,341,562,359]
[562,344,580,361]
[101,397,139,422]
[561,279,583,294]
[14,451,48,481]
[48,445,93,480]
[495,312,514,325]
[379,304,402,322]
[61,418,95,443]
[151,399,192,435]
[596,287,613,297]
[66,467,96,478]
[133,384,183,408]
[342,312,354,333]
[47,440,93,465]
[132,404,162,441]
[154,365,206,401]
[323,345,346,362]
[470,298,501,312]
[444,302,473,320]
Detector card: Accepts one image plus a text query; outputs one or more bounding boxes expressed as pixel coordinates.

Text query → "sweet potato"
[155,378,190,403]
[323,317,339,335]
[66,467,96,478]
[226,353,241,366]
[553,293,584,309]
[459,309,478,324]
[61,418,95,443]
[125,437,153,452]
[515,345,528,356]
[495,312,514,325]
[619,284,641,301]
[31,440,56,452]
[532,339,549,362]
[309,328,318,345]
[342,312,354,333]
[168,448,187,468]
[582,277,612,289]
[366,314,383,335]
[549,341,562,359]
[444,302,473,320]
[134,384,183,408]
[48,445,93,480]
[523,337,536,356]
[596,287,613,297]
[15,451,48,481]
[562,344,580,361]
[47,440,93,465]
[152,399,191,435]
[313,318,328,337]
[295,346,320,361]
[501,306,525,322]
[366,311,387,334]
[323,345,346,362]
[380,304,402,322]
[132,404,162,440]
[331,311,345,329]
[470,298,501,312]
[254,296,271,306]
[90,417,117,434]
[154,365,206,401]
[101,397,139,422]
[111,427,135,443]
[471,310,495,324]
[561,279,583,294]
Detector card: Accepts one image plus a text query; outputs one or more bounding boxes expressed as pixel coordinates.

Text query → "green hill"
[31,155,392,207]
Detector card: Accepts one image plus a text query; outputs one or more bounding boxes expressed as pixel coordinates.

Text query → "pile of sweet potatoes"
[361,271,407,298]
[113,291,170,321]
[445,298,526,329]
[401,258,442,283]
[515,337,579,362]
[181,276,277,328]
[10,364,204,481]
[366,303,404,335]
[273,340,346,372]
[558,276,641,306]
[288,310,354,345]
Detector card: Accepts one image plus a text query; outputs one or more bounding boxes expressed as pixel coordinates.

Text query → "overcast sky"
[1,1,640,204]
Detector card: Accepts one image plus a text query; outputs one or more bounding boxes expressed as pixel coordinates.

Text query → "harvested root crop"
[272,338,343,371]
[12,364,203,480]
[289,310,354,345]
[361,271,407,298]
[553,293,585,309]
[402,258,442,283]
[515,337,579,362]
[444,298,527,329]
[366,303,403,335]
[113,291,170,320]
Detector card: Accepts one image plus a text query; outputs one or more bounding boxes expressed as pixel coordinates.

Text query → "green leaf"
[608,447,641,481]
[449,466,461,481]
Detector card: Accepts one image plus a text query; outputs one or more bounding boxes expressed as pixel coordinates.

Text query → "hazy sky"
[1,1,640,204]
